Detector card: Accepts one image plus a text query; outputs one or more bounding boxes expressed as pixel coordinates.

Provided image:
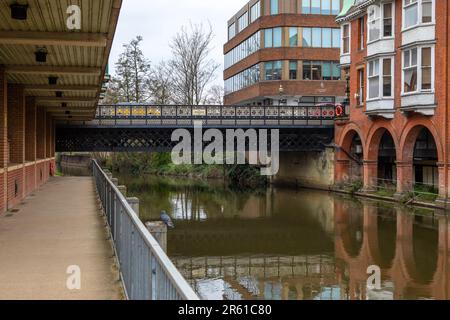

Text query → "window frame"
[341,23,351,55]
[367,3,395,45]
[403,0,435,31]
[366,56,395,101]
[401,45,435,95]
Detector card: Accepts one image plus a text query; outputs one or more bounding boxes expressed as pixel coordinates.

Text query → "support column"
[436,163,449,207]
[0,67,7,213]
[36,106,46,186]
[7,84,25,208]
[25,97,37,195]
[362,160,377,192]
[396,161,414,196]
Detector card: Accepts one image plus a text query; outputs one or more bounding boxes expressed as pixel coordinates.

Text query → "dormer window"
[368,3,394,43]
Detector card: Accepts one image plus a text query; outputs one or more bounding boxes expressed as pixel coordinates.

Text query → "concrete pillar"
[117,185,127,197]
[396,161,414,195]
[111,178,119,186]
[145,221,167,252]
[0,67,7,213]
[362,160,377,192]
[127,197,140,215]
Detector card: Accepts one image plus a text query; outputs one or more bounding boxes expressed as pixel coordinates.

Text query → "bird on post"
[160,210,175,229]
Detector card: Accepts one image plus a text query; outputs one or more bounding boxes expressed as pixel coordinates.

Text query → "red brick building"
[224,0,347,106]
[335,0,449,205]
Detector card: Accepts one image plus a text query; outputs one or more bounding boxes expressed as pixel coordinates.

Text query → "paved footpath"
[0,177,123,300]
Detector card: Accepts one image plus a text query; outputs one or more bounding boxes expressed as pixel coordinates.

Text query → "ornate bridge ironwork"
[56,104,341,152]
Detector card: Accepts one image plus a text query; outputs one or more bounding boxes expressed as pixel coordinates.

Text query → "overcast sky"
[109,0,248,86]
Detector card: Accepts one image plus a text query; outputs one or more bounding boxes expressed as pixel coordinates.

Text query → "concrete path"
[0,177,123,300]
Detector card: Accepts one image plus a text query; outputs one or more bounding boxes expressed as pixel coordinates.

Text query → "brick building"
[224,0,347,106]
[0,1,120,214]
[335,0,449,205]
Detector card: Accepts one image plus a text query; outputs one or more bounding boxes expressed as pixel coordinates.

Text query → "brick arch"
[337,122,366,158]
[365,124,399,161]
[399,119,443,163]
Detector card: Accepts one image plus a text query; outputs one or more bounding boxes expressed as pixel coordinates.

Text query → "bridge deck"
[0,177,123,300]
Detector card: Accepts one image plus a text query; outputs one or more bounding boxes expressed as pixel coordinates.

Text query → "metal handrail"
[89,104,344,127]
[92,160,199,300]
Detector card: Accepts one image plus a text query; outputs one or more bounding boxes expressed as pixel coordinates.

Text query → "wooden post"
[146,221,168,253]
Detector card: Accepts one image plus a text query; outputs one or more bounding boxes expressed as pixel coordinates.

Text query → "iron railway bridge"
[56,104,344,152]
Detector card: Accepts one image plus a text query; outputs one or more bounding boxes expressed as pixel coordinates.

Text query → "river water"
[114,173,449,301]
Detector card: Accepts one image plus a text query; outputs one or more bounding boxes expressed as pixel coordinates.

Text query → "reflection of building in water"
[172,255,339,300]
[334,199,450,300]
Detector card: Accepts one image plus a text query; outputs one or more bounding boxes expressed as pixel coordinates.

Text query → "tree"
[203,85,224,105]
[169,23,220,105]
[149,61,173,104]
[112,36,152,103]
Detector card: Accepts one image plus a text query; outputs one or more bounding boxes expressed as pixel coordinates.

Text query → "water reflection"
[116,173,450,301]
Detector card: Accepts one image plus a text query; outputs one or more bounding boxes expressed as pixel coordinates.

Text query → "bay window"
[368,3,393,43]
[404,0,434,29]
[368,57,394,99]
[403,46,434,93]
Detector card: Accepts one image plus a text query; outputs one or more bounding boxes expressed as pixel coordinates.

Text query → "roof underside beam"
[5,65,102,76]
[0,31,108,47]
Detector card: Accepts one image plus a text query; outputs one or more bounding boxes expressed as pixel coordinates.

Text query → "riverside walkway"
[0,177,123,300]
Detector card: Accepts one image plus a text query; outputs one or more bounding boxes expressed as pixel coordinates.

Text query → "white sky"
[109,0,248,86]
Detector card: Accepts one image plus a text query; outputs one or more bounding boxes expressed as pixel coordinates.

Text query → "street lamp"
[278,84,284,106]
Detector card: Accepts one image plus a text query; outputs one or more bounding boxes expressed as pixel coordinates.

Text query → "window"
[383,3,393,37]
[302,0,339,15]
[368,60,380,99]
[224,64,260,94]
[332,29,341,48]
[250,1,261,23]
[264,28,282,47]
[404,0,434,29]
[358,17,365,50]
[303,27,312,46]
[264,29,273,48]
[289,27,298,47]
[312,28,321,47]
[331,0,340,15]
[228,23,236,40]
[311,0,321,14]
[322,28,332,48]
[273,27,282,47]
[368,57,394,99]
[238,12,248,33]
[303,61,341,80]
[421,47,432,90]
[270,0,279,15]
[289,61,298,80]
[368,5,381,42]
[302,0,311,14]
[357,69,365,105]
[224,31,261,69]
[403,48,418,92]
[383,59,392,96]
[265,61,282,80]
[342,24,350,54]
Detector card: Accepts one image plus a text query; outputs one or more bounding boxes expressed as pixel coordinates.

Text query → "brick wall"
[25,164,36,196]
[7,85,25,164]
[7,167,24,209]
[36,106,46,159]
[25,97,36,162]
[0,68,7,213]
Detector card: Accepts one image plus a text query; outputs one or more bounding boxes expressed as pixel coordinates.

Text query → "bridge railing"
[89,104,343,127]
[92,160,199,300]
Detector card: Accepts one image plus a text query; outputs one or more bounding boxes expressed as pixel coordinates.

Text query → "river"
[113,173,448,300]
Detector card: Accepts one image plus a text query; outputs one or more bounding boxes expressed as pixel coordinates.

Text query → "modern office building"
[224,0,347,106]
[335,0,450,205]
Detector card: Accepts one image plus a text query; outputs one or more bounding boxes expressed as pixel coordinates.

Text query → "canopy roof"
[0,0,122,121]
